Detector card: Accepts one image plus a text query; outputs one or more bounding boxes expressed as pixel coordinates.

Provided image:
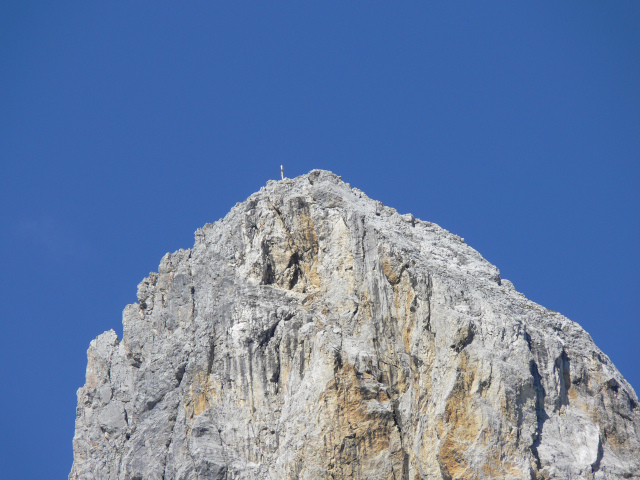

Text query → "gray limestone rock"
[70,170,640,480]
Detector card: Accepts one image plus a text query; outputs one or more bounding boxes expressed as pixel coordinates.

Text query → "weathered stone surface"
[70,170,640,479]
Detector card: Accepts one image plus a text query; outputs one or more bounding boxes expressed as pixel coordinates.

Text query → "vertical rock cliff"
[70,170,640,479]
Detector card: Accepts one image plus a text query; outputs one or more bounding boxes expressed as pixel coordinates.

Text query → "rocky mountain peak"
[70,170,640,480]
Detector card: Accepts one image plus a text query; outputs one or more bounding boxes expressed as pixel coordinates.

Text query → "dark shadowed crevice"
[144,397,161,413]
[439,463,453,480]
[402,453,410,480]
[529,359,548,470]
[554,349,571,410]
[206,337,216,376]
[260,240,277,285]
[523,330,532,351]
[286,252,301,290]
[425,274,432,332]
[258,320,279,347]
[175,364,186,384]
[451,322,475,353]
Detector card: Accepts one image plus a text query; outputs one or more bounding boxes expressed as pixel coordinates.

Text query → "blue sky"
[1,2,638,478]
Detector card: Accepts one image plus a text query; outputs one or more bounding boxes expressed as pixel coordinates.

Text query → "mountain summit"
[70,170,640,479]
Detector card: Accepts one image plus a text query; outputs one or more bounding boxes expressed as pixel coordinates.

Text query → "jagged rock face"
[70,170,640,480]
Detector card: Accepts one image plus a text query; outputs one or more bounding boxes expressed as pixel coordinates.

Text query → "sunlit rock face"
[70,170,640,480]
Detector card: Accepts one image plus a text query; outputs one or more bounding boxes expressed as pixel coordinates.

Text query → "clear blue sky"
[1,2,638,478]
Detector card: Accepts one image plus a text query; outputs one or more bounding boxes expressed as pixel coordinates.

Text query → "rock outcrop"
[70,170,640,479]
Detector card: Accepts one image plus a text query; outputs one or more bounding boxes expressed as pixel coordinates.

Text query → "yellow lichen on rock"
[436,353,529,479]
[183,372,220,420]
[310,361,405,479]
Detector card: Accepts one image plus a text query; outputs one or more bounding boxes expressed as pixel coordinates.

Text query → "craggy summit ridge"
[71,170,640,479]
